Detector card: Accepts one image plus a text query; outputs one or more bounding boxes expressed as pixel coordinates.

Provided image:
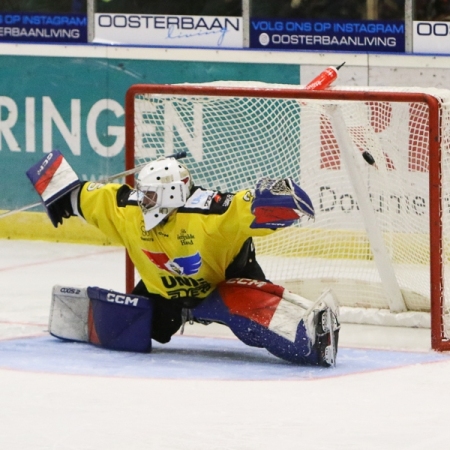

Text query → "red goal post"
[124,82,449,352]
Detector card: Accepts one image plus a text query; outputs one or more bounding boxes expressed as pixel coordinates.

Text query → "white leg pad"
[49,285,90,342]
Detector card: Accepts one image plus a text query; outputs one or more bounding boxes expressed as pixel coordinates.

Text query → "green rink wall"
[0,43,302,244]
[1,43,449,244]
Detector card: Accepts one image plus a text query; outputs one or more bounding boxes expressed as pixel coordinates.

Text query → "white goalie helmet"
[136,157,193,230]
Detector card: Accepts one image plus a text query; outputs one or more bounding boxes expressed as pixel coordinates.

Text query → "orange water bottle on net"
[305,62,345,90]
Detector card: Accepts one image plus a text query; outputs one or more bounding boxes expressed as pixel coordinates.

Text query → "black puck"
[362,151,375,165]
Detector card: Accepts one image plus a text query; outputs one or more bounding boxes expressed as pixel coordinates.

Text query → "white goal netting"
[127,81,450,348]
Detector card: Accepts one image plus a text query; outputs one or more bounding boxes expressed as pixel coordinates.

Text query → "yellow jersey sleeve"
[78,182,139,246]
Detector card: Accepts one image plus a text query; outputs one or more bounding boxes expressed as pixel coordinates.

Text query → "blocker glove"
[26,150,80,227]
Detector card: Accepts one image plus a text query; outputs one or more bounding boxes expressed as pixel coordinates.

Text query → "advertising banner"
[250,19,405,53]
[0,13,87,43]
[413,21,450,54]
[94,14,243,48]
[302,103,429,233]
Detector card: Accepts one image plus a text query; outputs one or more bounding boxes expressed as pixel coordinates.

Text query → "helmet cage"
[136,181,190,213]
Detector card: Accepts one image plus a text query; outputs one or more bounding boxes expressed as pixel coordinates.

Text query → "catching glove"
[251,177,314,229]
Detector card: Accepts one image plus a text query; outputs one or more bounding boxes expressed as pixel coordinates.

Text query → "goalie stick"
[0,151,187,219]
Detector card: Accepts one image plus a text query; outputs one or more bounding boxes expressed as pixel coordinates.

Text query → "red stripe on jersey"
[142,250,170,270]
[34,153,64,195]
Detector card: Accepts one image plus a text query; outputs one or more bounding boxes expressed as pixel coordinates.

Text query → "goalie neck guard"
[136,157,193,230]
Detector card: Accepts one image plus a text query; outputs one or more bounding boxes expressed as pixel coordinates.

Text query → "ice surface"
[1,239,450,450]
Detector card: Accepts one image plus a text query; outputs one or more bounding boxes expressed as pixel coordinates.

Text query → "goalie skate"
[314,307,340,367]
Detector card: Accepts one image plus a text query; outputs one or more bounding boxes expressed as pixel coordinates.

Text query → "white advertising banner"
[413,21,450,54]
[299,102,429,233]
[94,13,243,48]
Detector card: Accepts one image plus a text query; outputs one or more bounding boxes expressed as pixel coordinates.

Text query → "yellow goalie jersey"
[76,182,275,300]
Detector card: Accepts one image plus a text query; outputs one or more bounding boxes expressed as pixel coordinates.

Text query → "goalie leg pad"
[50,286,154,353]
[50,285,90,342]
[192,278,338,366]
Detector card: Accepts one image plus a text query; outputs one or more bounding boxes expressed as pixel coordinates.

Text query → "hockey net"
[125,81,450,351]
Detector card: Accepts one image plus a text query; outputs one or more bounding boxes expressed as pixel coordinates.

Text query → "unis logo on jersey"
[142,250,202,276]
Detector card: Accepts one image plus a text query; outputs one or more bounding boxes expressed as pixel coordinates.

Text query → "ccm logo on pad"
[37,153,54,176]
[106,293,139,306]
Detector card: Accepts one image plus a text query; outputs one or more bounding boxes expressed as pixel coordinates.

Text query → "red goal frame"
[124,83,447,351]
